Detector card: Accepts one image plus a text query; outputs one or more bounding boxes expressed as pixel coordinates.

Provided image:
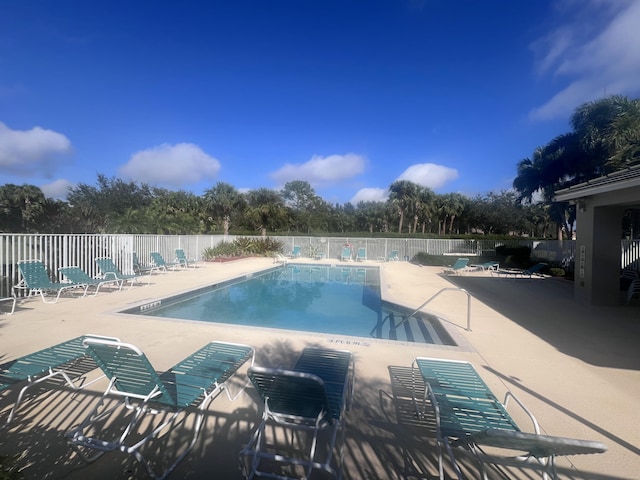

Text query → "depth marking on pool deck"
[327,338,371,347]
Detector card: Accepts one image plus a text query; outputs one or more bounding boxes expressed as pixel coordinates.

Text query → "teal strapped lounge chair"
[387,250,400,262]
[133,252,161,275]
[442,258,470,275]
[58,266,123,296]
[66,338,254,480]
[411,357,606,480]
[150,251,180,272]
[1,334,120,424]
[287,246,302,258]
[14,260,86,303]
[174,248,201,268]
[356,247,367,262]
[341,245,352,261]
[471,261,500,271]
[493,262,547,279]
[95,257,143,289]
[240,347,355,480]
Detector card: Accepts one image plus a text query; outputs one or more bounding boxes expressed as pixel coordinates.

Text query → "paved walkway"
[0,258,638,479]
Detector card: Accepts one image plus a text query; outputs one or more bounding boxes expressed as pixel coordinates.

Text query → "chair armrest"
[503,391,540,434]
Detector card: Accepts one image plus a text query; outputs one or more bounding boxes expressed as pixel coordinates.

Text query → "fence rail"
[1,233,636,297]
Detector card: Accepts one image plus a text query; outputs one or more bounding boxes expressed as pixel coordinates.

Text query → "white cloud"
[0,122,73,176]
[530,0,640,121]
[119,143,221,187]
[41,179,74,200]
[270,153,366,186]
[350,187,388,204]
[397,163,458,189]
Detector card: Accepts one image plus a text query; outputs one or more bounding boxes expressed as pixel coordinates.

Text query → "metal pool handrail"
[372,287,471,337]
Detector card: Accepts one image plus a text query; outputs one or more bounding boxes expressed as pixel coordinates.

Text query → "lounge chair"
[493,262,547,279]
[133,252,160,275]
[387,250,400,262]
[0,295,16,315]
[175,248,201,268]
[1,334,121,424]
[356,247,367,262]
[411,357,606,480]
[443,258,470,275]
[471,261,500,271]
[66,338,254,480]
[626,278,640,304]
[287,246,302,258]
[273,253,289,264]
[240,347,354,480]
[95,257,144,289]
[150,251,180,272]
[14,260,86,303]
[58,266,123,296]
[341,245,352,261]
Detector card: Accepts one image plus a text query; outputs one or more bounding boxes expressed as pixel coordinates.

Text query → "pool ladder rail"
[371,288,471,343]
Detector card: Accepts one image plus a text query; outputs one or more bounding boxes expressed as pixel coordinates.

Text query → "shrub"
[549,267,566,277]
[202,238,284,260]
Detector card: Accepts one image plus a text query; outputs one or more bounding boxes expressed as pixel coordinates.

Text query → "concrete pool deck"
[0,258,638,479]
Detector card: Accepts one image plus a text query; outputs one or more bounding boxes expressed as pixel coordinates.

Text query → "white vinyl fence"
[5,233,637,299]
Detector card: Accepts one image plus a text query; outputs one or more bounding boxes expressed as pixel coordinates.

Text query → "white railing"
[3,232,624,298]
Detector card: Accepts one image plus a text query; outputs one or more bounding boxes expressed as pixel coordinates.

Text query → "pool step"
[376,312,445,344]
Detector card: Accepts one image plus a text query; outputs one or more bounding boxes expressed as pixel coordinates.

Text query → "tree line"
[1,96,638,238]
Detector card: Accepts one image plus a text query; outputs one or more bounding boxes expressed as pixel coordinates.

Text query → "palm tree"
[203,182,245,236]
[388,180,420,234]
[244,188,287,237]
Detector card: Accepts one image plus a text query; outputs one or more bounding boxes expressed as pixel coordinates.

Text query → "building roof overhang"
[554,164,640,202]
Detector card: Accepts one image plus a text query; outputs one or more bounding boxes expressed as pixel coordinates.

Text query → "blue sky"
[1,0,640,205]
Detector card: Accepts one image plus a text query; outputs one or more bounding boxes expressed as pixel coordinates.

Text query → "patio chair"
[411,357,606,480]
[442,258,470,275]
[14,260,86,303]
[341,245,352,261]
[387,250,400,261]
[240,347,355,480]
[95,257,144,289]
[174,248,201,268]
[1,334,121,424]
[273,252,289,264]
[58,266,123,296]
[287,246,302,258]
[471,261,499,271]
[356,247,367,262]
[150,251,180,272]
[133,252,161,275]
[66,338,254,480]
[493,262,548,279]
[626,278,640,304]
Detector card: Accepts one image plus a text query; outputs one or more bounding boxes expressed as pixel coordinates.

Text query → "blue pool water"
[126,264,455,345]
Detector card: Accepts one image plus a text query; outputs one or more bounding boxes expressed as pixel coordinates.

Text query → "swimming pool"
[125,264,455,345]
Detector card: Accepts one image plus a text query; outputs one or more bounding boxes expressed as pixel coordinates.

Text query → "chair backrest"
[291,246,301,256]
[389,250,399,260]
[150,252,167,267]
[357,248,366,258]
[415,357,519,435]
[58,266,91,283]
[95,257,122,276]
[83,338,177,407]
[175,249,187,261]
[342,246,351,256]
[248,366,333,424]
[526,263,547,274]
[451,258,469,270]
[17,260,55,288]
